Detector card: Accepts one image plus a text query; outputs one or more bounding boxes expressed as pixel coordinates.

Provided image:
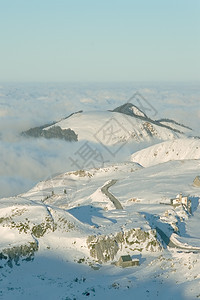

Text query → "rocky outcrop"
[0,241,38,268]
[87,228,161,263]
[1,215,55,238]
[22,125,78,141]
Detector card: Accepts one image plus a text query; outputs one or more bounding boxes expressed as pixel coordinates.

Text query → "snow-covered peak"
[43,110,184,145]
[131,105,146,117]
[22,103,195,146]
[112,102,147,118]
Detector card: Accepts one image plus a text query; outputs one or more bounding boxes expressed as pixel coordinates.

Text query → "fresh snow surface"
[158,121,192,134]
[1,159,200,299]
[44,111,183,145]
[131,105,146,117]
[131,138,200,167]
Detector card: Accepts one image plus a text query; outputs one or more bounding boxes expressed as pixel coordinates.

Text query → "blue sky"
[0,0,199,82]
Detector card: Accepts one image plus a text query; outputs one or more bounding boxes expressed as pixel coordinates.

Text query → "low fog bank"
[0,136,143,198]
[0,82,199,198]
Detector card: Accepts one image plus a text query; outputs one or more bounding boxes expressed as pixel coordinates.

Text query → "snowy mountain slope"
[156,119,193,134]
[1,159,200,299]
[0,161,161,269]
[111,102,193,134]
[6,159,200,244]
[131,138,200,167]
[0,196,95,267]
[44,110,184,145]
[111,102,148,118]
[109,159,200,207]
[21,162,142,210]
[22,102,196,145]
[0,160,200,299]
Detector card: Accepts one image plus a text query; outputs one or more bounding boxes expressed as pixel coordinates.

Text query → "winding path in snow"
[101,180,123,210]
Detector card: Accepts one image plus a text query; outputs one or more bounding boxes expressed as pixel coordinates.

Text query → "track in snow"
[101,180,123,210]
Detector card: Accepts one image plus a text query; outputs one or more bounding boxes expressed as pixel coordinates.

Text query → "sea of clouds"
[0,82,199,198]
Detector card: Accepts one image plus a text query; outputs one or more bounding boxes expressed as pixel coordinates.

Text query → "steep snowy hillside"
[111,102,148,118]
[1,159,200,299]
[111,103,193,134]
[131,138,200,167]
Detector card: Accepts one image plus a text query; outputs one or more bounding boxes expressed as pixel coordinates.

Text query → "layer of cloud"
[0,82,199,198]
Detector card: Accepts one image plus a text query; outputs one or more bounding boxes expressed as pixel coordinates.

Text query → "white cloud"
[0,109,8,117]
[80,97,94,103]
[0,82,199,198]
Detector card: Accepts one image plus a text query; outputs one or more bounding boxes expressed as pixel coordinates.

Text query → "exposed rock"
[1,213,55,238]
[22,125,78,142]
[0,241,38,268]
[31,216,55,238]
[87,228,161,263]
